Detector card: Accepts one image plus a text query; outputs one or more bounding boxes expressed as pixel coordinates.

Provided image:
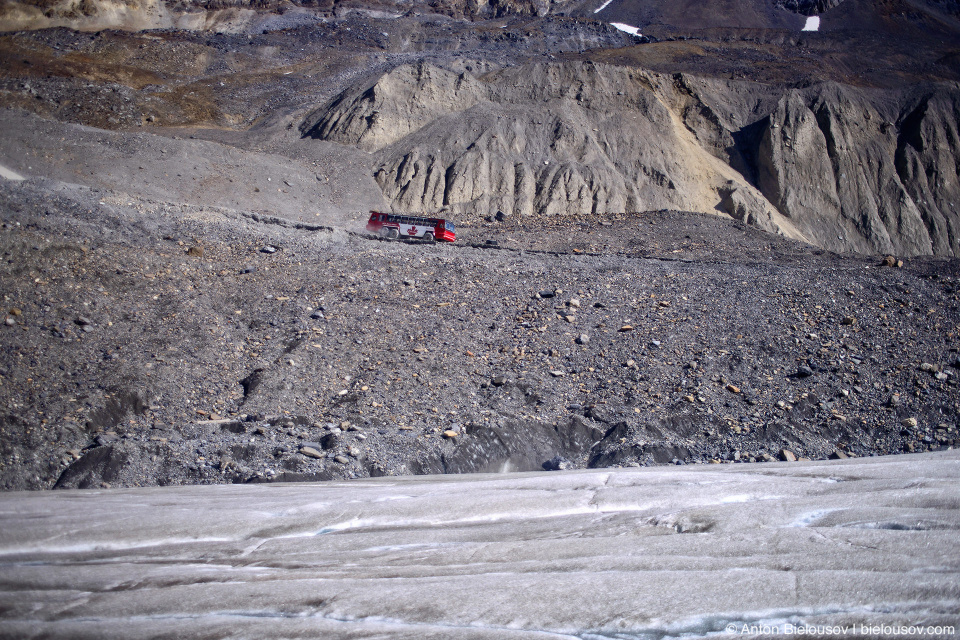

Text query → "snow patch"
[610,22,641,37]
[593,0,613,13]
[802,16,820,31]
[0,163,25,181]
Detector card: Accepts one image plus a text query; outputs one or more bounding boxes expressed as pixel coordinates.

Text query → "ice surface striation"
[0,451,958,639]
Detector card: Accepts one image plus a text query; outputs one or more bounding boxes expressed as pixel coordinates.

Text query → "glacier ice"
[0,451,958,639]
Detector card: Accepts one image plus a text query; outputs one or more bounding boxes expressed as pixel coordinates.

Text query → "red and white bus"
[366,211,456,243]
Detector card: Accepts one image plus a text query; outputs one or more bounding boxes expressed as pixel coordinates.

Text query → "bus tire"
[423,232,435,243]
[386,228,399,240]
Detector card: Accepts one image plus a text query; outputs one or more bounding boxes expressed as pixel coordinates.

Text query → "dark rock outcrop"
[775,0,845,15]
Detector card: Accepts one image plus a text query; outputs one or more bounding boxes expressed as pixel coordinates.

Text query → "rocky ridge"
[304,60,960,257]
[0,0,580,32]
[774,0,845,16]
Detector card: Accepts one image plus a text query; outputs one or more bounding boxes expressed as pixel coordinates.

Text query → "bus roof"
[371,211,447,223]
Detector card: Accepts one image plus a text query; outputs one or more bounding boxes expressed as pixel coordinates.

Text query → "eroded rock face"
[302,62,487,153]
[303,61,805,241]
[894,88,960,255]
[754,84,960,256]
[304,60,960,256]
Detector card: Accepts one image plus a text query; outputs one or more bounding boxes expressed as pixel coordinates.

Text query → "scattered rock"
[902,417,918,428]
[94,432,118,447]
[299,446,323,459]
[186,246,203,257]
[319,432,340,449]
[796,365,814,378]
[576,333,590,345]
[779,449,797,462]
[882,256,903,268]
[726,384,741,393]
[334,455,350,464]
[542,455,571,471]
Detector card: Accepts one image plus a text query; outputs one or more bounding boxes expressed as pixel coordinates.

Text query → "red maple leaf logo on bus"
[409,225,418,235]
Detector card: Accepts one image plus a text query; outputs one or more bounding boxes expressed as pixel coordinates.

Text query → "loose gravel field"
[1,175,957,490]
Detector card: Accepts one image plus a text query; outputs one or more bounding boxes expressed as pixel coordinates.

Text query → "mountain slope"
[577,0,806,30]
[303,60,960,256]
